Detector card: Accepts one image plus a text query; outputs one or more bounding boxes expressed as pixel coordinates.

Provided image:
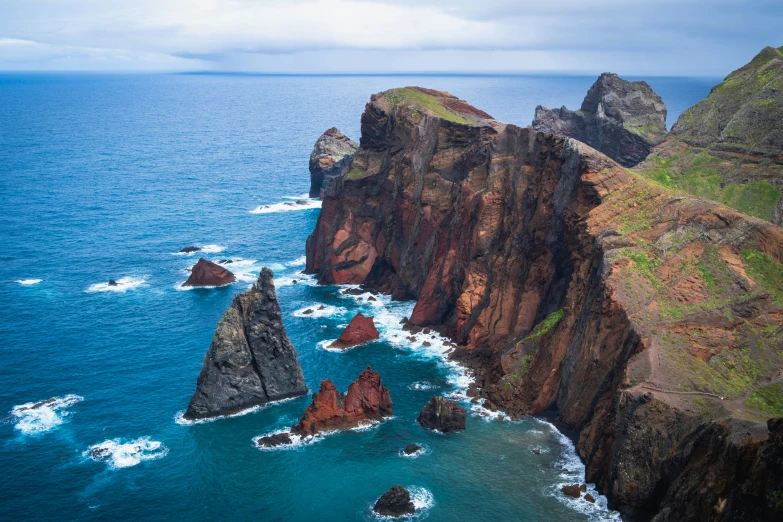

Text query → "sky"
[0,0,780,75]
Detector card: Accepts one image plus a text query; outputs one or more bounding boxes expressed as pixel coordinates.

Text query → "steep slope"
[636,46,783,224]
[184,268,308,420]
[305,86,783,520]
[533,73,667,167]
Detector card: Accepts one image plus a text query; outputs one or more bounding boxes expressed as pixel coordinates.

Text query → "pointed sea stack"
[182,258,236,287]
[533,72,667,167]
[183,268,307,420]
[292,366,392,436]
[329,313,380,348]
[309,127,358,198]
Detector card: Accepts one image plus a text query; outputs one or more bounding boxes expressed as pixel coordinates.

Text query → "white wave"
[250,198,321,214]
[216,258,257,268]
[470,403,513,423]
[10,394,84,435]
[370,486,434,520]
[86,277,145,293]
[534,417,622,521]
[173,395,301,426]
[174,280,236,291]
[316,339,348,352]
[173,244,226,256]
[84,437,168,469]
[254,418,389,451]
[283,193,311,200]
[293,304,347,318]
[16,279,42,286]
[275,274,318,288]
[286,255,307,267]
[407,381,437,391]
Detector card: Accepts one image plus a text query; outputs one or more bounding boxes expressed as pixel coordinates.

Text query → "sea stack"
[329,313,380,348]
[292,366,392,436]
[309,127,358,198]
[182,258,236,287]
[417,396,466,433]
[373,486,416,517]
[183,268,307,420]
[533,72,667,167]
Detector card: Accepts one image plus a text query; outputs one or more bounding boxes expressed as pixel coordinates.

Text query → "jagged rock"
[309,128,358,198]
[182,258,236,287]
[305,85,783,520]
[108,279,117,286]
[183,268,307,420]
[403,443,422,455]
[256,432,293,447]
[292,366,392,436]
[329,313,379,348]
[179,245,201,253]
[373,486,415,518]
[561,485,582,498]
[533,73,666,167]
[417,396,466,433]
[585,494,595,503]
[637,46,783,223]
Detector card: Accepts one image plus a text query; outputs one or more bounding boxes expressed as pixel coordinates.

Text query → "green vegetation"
[742,249,783,304]
[344,168,369,181]
[745,382,783,416]
[522,309,565,343]
[720,181,780,223]
[381,88,474,125]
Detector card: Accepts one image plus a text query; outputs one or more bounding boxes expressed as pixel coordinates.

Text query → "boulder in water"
[182,258,236,287]
[179,246,201,253]
[403,443,422,455]
[373,486,416,517]
[417,396,466,433]
[256,432,293,448]
[329,313,379,348]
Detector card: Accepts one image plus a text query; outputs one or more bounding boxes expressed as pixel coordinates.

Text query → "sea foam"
[10,394,84,435]
[86,277,145,293]
[16,279,42,286]
[250,195,321,214]
[85,437,168,469]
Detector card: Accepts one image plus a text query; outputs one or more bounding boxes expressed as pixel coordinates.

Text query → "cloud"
[0,0,780,73]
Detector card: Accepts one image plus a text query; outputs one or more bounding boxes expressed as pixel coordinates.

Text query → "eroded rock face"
[417,396,466,433]
[183,268,307,420]
[374,486,415,518]
[182,258,236,287]
[309,127,358,198]
[330,313,380,348]
[292,366,392,436]
[305,86,783,519]
[533,73,666,167]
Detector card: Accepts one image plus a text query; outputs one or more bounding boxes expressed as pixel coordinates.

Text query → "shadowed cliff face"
[305,86,783,520]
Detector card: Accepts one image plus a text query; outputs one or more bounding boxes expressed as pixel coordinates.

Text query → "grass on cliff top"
[742,249,783,305]
[745,382,783,417]
[381,88,474,126]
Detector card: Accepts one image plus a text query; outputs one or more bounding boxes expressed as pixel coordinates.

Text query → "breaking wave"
[84,437,168,469]
[16,279,42,286]
[10,394,84,435]
[86,277,145,293]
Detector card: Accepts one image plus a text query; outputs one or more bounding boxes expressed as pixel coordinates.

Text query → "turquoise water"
[0,73,715,521]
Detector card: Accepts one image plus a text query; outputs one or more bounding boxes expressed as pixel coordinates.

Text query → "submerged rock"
[309,127,358,198]
[403,443,422,455]
[330,313,380,348]
[373,486,416,518]
[292,366,392,436]
[182,258,236,287]
[533,73,666,167]
[179,245,201,253]
[417,396,466,433]
[183,268,308,420]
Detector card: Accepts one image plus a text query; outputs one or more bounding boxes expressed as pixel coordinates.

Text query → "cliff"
[533,73,667,167]
[184,268,308,420]
[636,46,783,224]
[305,86,783,520]
[309,127,358,198]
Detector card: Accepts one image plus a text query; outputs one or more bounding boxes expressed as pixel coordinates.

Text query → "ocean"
[0,73,716,521]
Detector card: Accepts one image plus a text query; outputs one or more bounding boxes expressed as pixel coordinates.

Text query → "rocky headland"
[329,313,380,348]
[636,47,783,224]
[292,366,392,436]
[305,84,783,519]
[309,127,358,198]
[533,73,667,167]
[182,258,236,287]
[184,268,308,420]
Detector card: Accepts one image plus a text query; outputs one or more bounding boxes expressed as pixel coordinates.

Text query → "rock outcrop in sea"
[417,396,466,433]
[305,85,783,519]
[373,486,416,517]
[183,268,307,420]
[309,127,358,199]
[533,73,667,167]
[292,366,392,436]
[636,46,783,224]
[329,313,380,348]
[182,258,236,287]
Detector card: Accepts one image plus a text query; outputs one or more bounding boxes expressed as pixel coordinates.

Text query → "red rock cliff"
[305,87,783,520]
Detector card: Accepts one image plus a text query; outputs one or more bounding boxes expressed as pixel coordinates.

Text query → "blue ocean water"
[0,73,715,521]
